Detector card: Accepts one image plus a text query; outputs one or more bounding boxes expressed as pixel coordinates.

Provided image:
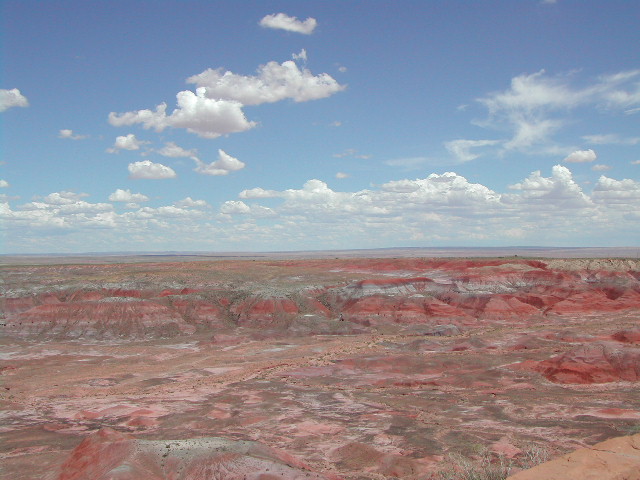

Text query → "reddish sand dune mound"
[170,299,228,329]
[547,289,640,315]
[480,295,541,320]
[328,441,427,477]
[533,342,640,383]
[47,428,335,480]
[507,433,640,480]
[341,295,472,326]
[158,288,201,297]
[231,296,299,327]
[7,299,194,338]
[611,327,640,344]
[2,293,61,315]
[66,291,105,302]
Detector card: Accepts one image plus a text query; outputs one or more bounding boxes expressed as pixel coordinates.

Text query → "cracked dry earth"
[1,256,640,479]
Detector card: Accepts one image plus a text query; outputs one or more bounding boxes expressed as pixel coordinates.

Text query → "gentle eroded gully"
[1,255,639,479]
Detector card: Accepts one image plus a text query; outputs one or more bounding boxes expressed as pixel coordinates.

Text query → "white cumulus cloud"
[259,13,317,34]
[109,89,255,139]
[193,149,245,176]
[0,88,29,112]
[0,180,9,188]
[220,200,251,215]
[239,187,280,199]
[109,54,343,140]
[187,60,345,106]
[4,166,640,252]
[107,133,149,153]
[128,160,177,179]
[563,149,597,163]
[156,141,197,158]
[108,189,150,203]
[592,176,640,203]
[507,164,592,208]
[42,191,90,205]
[175,197,209,208]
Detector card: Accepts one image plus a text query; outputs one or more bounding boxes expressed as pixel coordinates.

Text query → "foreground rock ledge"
[507,433,640,480]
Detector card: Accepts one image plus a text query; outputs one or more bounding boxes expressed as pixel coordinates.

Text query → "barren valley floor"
[1,256,639,479]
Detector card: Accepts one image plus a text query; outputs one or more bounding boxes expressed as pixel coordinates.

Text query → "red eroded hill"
[532,342,640,384]
[47,428,336,480]
[7,299,194,338]
[2,258,639,338]
[230,296,300,327]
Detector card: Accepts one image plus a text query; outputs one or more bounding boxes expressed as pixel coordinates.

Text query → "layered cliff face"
[3,258,639,338]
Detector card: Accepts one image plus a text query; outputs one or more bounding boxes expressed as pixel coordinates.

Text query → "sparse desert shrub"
[436,451,512,480]
[435,444,550,480]
[518,443,550,469]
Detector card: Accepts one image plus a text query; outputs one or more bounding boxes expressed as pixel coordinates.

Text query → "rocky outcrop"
[47,428,336,480]
[507,433,640,480]
[533,342,640,383]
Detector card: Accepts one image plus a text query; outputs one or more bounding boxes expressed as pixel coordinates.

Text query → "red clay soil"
[1,256,639,479]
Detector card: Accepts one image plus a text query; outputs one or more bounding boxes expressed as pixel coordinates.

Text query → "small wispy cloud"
[107,134,150,153]
[591,164,611,171]
[156,141,197,158]
[333,148,371,159]
[384,156,430,170]
[259,13,317,35]
[583,133,640,145]
[128,160,176,179]
[445,139,500,163]
[192,149,245,176]
[59,129,89,140]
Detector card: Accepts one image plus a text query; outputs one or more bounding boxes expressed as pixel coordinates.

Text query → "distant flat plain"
[2,246,639,265]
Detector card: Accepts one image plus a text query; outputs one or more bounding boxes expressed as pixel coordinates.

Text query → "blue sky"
[1,0,639,253]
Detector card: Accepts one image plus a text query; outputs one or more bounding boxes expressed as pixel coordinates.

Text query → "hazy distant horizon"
[3,246,640,265]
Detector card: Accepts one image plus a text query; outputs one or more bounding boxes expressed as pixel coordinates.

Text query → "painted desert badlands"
[2,252,640,479]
